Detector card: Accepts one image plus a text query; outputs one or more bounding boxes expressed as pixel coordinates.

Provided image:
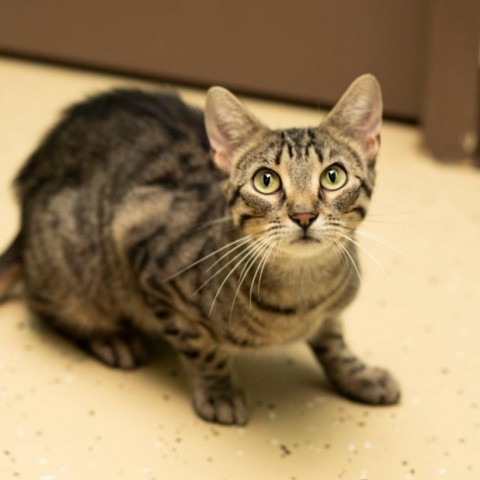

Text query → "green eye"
[320,165,347,190]
[252,169,281,194]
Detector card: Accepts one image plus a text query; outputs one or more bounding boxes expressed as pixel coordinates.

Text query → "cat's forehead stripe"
[283,129,309,160]
[275,143,291,166]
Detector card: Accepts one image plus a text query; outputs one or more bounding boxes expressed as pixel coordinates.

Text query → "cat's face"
[225,128,373,255]
[205,75,381,257]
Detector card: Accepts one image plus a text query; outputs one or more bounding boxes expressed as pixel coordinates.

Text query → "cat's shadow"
[29,312,338,432]
[142,337,339,432]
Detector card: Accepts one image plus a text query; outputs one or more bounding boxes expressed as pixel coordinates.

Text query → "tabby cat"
[0,74,400,425]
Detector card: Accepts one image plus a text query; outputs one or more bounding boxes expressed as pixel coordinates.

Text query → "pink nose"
[290,212,318,229]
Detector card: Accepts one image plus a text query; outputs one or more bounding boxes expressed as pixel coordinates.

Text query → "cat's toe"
[334,366,401,405]
[193,387,249,425]
[87,334,149,369]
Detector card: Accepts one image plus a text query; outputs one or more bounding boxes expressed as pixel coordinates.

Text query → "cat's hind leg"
[85,330,149,370]
[309,317,401,405]
[29,294,150,370]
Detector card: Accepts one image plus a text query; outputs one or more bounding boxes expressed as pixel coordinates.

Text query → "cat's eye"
[320,165,347,191]
[252,169,282,195]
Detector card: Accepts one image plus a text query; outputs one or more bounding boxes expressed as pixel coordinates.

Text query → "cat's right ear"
[322,74,383,161]
[205,87,265,174]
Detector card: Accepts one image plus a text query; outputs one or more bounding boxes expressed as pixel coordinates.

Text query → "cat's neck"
[265,243,350,282]
[211,224,357,300]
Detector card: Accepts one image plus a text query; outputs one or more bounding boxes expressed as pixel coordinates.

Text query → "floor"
[0,56,479,480]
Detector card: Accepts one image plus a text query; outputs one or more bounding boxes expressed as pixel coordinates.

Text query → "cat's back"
[15,89,212,202]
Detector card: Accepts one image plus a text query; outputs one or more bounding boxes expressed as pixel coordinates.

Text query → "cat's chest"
[221,262,356,348]
[222,301,328,348]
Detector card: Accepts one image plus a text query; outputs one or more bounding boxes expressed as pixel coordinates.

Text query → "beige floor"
[0,56,479,480]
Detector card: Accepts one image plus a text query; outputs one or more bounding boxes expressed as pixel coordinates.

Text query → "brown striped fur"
[0,75,400,424]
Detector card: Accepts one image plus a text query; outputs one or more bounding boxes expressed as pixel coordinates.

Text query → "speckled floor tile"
[0,56,479,480]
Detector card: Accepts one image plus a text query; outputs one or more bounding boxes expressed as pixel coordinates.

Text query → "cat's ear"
[205,87,265,174]
[322,74,382,160]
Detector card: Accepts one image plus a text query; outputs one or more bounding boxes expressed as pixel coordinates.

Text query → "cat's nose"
[289,212,318,229]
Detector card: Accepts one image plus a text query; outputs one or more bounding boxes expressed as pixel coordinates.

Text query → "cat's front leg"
[309,317,401,405]
[180,344,248,425]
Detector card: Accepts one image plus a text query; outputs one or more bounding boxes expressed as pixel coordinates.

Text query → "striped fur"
[0,75,400,425]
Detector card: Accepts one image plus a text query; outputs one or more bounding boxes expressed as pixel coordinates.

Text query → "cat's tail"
[0,233,23,302]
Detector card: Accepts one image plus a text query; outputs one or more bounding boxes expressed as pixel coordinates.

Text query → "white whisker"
[194,236,266,296]
[194,215,234,231]
[252,239,278,305]
[355,228,414,257]
[326,235,349,267]
[207,236,269,316]
[163,234,254,282]
[332,237,363,287]
[335,231,394,290]
[229,236,276,319]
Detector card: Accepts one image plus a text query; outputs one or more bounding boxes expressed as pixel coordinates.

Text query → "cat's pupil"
[328,169,337,183]
[263,173,272,187]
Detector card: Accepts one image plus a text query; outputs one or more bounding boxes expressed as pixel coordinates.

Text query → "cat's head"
[204,75,381,257]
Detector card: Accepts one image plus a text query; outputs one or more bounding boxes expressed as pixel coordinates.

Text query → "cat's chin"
[280,238,331,258]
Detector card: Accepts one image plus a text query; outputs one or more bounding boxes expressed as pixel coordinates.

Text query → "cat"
[0,74,400,425]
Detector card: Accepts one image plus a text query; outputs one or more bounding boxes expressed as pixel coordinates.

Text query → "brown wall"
[0,0,430,119]
[0,0,478,159]
[423,0,479,159]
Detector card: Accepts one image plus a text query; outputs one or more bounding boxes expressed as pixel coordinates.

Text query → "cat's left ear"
[205,87,266,174]
[322,74,382,160]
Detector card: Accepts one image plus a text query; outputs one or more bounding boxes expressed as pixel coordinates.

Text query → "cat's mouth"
[295,238,320,244]
[282,234,325,257]
[294,233,321,244]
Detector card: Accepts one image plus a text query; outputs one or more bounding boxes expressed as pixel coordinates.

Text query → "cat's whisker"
[355,228,414,257]
[362,218,420,226]
[207,236,270,316]
[205,237,253,273]
[326,235,349,267]
[194,235,266,297]
[194,215,234,231]
[330,236,363,288]
[253,239,278,305]
[330,237,348,267]
[164,234,254,282]
[335,231,394,290]
[229,236,276,319]
[366,210,415,218]
[329,219,414,257]
[201,225,280,289]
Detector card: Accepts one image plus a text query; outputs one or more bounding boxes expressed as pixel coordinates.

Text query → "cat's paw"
[333,366,401,405]
[192,384,249,425]
[87,334,149,369]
